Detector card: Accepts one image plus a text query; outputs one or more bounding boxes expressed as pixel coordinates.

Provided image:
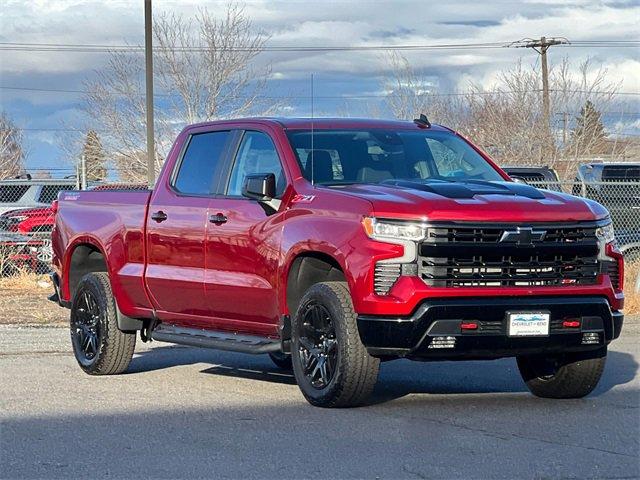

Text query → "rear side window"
[174,131,230,195]
[38,184,75,204]
[602,166,640,181]
[0,185,30,203]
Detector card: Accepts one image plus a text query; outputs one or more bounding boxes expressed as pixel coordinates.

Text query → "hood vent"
[381,180,546,200]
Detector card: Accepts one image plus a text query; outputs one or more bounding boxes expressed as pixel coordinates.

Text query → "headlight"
[362,217,426,242]
[596,222,615,244]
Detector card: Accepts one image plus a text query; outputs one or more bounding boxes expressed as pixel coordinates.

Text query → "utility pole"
[80,154,87,190]
[509,37,570,137]
[144,0,155,188]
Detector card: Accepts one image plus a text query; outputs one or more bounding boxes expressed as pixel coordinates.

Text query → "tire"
[70,272,136,375]
[269,351,293,370]
[291,281,380,408]
[517,348,607,399]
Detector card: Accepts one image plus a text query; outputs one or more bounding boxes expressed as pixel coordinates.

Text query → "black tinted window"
[38,184,75,203]
[174,131,230,195]
[0,185,30,202]
[287,130,503,185]
[227,131,285,197]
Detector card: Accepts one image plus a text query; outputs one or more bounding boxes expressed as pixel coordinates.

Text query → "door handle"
[209,213,228,224]
[151,211,168,222]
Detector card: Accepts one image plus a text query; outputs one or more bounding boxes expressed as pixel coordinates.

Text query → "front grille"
[419,223,600,288]
[427,225,597,245]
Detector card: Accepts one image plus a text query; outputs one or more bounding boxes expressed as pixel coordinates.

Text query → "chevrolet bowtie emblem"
[499,227,546,246]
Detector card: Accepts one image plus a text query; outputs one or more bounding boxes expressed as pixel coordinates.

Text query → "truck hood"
[332,180,609,223]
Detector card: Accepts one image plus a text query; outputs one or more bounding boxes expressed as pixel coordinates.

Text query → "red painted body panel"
[52,190,153,318]
[52,118,623,336]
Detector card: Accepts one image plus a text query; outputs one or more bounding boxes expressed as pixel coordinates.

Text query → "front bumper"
[357,296,623,359]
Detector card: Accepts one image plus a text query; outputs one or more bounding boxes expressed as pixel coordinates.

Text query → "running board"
[150,324,281,354]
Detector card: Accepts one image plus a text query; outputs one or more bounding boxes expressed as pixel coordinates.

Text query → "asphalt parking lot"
[1,323,639,480]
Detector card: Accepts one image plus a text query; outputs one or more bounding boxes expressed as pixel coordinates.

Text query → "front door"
[146,129,233,324]
[204,130,287,337]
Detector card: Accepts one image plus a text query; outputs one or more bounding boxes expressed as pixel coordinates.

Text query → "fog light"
[428,336,456,349]
[582,332,600,345]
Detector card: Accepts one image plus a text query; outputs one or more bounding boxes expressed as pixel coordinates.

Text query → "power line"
[1,39,637,54]
[3,85,639,98]
[0,40,510,53]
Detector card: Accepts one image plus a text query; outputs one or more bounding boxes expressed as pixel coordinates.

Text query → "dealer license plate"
[507,311,550,337]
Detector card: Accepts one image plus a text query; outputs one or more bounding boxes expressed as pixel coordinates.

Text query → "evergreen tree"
[81,130,107,182]
[571,101,607,154]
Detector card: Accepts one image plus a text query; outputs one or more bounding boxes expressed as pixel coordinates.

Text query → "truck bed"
[53,189,153,317]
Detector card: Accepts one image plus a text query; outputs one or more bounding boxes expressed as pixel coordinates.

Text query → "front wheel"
[517,348,607,399]
[291,282,380,408]
[70,272,136,375]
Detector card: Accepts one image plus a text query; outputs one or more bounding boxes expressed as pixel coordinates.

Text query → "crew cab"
[51,118,625,407]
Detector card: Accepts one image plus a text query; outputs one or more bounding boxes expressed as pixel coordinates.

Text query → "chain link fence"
[0,179,147,275]
[515,179,640,262]
[0,175,639,277]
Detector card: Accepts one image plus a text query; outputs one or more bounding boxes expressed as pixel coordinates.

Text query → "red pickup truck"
[51,117,624,407]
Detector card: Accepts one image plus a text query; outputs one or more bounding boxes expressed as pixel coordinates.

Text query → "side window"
[38,184,75,204]
[0,185,30,203]
[174,131,230,195]
[227,131,285,197]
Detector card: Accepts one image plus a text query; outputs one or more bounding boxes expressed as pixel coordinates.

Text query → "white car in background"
[0,179,78,216]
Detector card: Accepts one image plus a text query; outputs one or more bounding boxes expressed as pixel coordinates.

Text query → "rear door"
[203,129,287,336]
[145,129,235,323]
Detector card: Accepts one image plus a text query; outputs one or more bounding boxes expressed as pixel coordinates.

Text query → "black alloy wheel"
[296,302,338,389]
[71,289,102,365]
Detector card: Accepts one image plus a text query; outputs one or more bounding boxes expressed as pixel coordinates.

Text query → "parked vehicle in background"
[572,163,640,258]
[0,179,77,216]
[0,231,48,276]
[502,166,563,192]
[51,117,624,408]
[0,206,55,234]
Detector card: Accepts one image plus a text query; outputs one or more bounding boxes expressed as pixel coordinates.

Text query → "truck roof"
[186,117,453,132]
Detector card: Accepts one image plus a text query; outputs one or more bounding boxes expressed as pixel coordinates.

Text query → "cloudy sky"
[1,0,639,174]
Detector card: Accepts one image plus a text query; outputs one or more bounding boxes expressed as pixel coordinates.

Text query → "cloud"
[1,0,638,168]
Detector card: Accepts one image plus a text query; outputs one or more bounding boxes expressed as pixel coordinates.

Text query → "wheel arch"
[283,251,349,318]
[64,239,109,302]
[64,239,144,332]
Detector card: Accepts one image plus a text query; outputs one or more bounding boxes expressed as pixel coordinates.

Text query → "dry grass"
[625,261,640,315]
[0,273,67,325]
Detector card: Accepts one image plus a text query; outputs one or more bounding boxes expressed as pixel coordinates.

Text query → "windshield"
[287,129,503,185]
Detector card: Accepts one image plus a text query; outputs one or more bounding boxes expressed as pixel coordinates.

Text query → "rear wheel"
[70,272,136,375]
[291,282,379,408]
[517,348,607,399]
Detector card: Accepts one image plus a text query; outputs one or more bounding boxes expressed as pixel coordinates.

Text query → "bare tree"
[83,4,278,183]
[382,54,629,179]
[382,52,466,127]
[0,112,24,179]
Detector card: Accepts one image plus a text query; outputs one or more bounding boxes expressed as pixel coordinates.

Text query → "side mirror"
[242,173,276,201]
